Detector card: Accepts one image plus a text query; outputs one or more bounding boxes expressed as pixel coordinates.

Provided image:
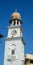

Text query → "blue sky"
[0,0,33,65]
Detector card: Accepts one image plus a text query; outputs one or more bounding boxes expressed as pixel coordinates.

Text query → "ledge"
[4,37,25,45]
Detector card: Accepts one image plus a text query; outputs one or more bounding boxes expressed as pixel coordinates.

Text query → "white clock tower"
[4,11,25,65]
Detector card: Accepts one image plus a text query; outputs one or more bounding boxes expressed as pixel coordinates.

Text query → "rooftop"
[11,11,21,19]
[25,54,33,60]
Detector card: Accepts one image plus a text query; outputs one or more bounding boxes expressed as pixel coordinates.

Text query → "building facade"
[4,11,25,65]
[25,54,33,65]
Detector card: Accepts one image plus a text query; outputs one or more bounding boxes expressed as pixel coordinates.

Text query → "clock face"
[7,44,16,62]
[11,30,17,35]
[8,44,16,50]
[8,44,16,55]
[11,44,16,50]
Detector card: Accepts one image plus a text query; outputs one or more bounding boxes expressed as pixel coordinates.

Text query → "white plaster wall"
[4,39,25,65]
[4,59,23,65]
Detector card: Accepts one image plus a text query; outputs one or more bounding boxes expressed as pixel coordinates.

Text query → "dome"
[11,11,21,19]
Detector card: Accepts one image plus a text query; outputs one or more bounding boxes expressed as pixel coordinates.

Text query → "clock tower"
[4,11,25,65]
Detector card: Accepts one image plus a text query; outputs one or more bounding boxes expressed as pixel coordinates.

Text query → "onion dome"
[11,11,21,19]
[9,10,22,24]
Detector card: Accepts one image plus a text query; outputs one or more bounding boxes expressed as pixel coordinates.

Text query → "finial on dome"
[15,9,17,12]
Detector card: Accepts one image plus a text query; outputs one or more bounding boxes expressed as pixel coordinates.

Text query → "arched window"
[17,21,19,25]
[11,44,16,55]
[12,49,15,55]
[14,20,15,25]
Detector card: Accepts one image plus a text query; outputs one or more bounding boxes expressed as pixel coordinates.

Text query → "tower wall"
[4,11,25,65]
[4,39,25,65]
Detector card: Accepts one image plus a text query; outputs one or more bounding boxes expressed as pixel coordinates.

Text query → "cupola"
[9,10,22,26]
